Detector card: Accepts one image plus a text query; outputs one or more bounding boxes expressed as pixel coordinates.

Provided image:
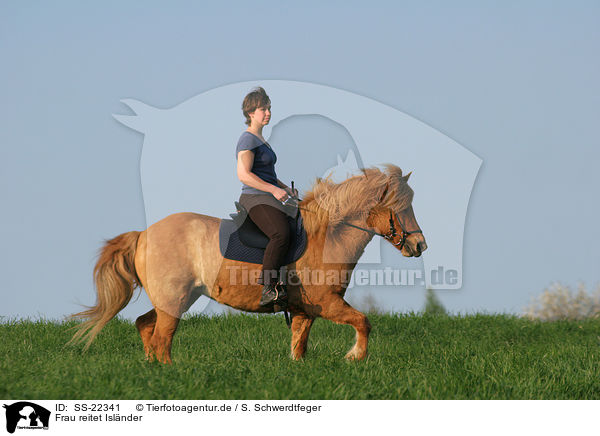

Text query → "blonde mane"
[299,164,414,236]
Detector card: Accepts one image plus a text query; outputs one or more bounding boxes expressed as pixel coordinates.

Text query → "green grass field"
[2,313,600,399]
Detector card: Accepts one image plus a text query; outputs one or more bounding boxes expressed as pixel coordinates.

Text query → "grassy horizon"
[2,313,600,399]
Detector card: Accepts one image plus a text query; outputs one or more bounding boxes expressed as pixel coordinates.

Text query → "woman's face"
[249,104,271,127]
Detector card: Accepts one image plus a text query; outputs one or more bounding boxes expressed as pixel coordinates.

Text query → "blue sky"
[1,1,599,320]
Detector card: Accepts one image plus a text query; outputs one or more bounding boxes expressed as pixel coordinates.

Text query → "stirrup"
[272,282,288,308]
[273,282,291,329]
[274,281,288,302]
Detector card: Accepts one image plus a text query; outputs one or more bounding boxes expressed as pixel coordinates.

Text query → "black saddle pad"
[219,211,308,265]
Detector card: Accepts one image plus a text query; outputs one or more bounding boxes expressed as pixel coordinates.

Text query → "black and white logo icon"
[3,402,50,434]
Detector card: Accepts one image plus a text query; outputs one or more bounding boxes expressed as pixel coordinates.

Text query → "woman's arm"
[277,178,298,198]
[237,150,288,200]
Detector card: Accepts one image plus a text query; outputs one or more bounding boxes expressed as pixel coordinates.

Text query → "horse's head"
[366,166,427,257]
[305,163,428,257]
[367,204,427,257]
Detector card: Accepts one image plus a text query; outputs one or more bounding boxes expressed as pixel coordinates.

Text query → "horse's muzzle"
[405,240,427,257]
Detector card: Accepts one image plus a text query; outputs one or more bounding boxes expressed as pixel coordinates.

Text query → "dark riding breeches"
[245,203,291,285]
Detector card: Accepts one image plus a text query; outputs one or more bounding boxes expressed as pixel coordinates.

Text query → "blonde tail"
[69,231,141,349]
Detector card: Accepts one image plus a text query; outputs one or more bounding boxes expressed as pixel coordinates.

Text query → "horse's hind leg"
[320,296,371,360]
[149,308,180,364]
[290,313,314,360]
[135,309,157,359]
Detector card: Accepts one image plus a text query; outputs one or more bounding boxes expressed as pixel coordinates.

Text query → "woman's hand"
[285,187,299,199]
[272,186,290,202]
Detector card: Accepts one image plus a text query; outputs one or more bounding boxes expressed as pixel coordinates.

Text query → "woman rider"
[236,87,298,307]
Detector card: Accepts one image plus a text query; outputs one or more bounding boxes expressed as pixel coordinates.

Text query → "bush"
[523,282,600,321]
[423,288,447,316]
[346,292,386,315]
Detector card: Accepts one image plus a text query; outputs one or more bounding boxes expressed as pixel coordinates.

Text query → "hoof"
[344,349,367,361]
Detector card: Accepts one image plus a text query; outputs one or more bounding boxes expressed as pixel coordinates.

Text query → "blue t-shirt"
[235,131,278,194]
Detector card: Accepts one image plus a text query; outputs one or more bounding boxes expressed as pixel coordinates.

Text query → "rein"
[285,181,422,250]
[340,210,422,250]
[292,199,421,250]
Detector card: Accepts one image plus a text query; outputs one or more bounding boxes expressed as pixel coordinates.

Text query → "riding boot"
[259,281,279,307]
[259,276,288,308]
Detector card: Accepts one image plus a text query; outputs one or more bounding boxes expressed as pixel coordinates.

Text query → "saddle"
[218,201,308,264]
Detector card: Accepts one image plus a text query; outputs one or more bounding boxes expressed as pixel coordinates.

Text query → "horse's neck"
[321,218,375,265]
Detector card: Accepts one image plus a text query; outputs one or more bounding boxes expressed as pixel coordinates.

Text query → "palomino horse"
[70,164,427,363]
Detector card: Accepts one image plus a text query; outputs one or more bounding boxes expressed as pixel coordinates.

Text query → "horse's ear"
[402,172,412,182]
[379,183,389,202]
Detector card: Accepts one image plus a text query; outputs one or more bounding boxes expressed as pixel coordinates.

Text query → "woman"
[236,87,298,307]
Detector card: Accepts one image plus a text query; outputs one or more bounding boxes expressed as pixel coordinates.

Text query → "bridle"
[382,210,423,248]
[340,210,422,250]
[339,181,422,249]
[286,181,422,250]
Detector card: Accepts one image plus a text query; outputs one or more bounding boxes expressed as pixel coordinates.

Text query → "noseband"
[381,210,423,249]
[341,210,422,250]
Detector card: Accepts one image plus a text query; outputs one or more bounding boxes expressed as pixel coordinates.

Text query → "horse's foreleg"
[135,309,157,360]
[290,313,314,360]
[149,308,180,364]
[320,297,371,360]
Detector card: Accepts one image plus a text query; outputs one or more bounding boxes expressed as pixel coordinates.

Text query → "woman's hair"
[242,87,271,126]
